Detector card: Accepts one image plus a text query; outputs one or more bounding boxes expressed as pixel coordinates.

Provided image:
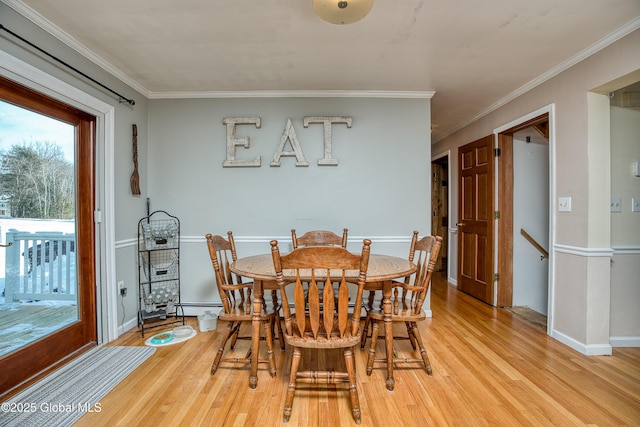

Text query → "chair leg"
[283,346,302,423]
[366,319,380,376]
[230,326,241,349]
[263,317,277,378]
[366,290,375,311]
[410,321,432,375]
[384,317,395,392]
[360,313,371,349]
[351,345,357,375]
[405,321,417,350]
[211,320,237,375]
[360,291,375,349]
[276,313,286,350]
[344,346,362,425]
[268,290,286,351]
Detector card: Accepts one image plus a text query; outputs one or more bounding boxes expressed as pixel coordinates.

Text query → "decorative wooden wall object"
[222,117,262,167]
[130,124,141,196]
[271,118,308,167]
[304,116,352,166]
[222,115,353,168]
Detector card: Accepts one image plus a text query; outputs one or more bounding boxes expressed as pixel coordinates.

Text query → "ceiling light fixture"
[313,0,373,25]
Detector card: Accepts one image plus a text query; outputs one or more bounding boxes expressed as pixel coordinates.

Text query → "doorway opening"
[511,126,549,316]
[0,76,97,395]
[495,109,552,332]
[431,153,449,276]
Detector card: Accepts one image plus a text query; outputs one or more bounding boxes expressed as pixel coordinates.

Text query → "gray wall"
[146,97,432,311]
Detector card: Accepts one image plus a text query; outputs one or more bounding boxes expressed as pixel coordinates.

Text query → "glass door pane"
[0,100,78,358]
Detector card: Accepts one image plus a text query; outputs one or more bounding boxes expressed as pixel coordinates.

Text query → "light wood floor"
[75,273,640,426]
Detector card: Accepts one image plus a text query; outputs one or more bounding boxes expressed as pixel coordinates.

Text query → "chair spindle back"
[205,232,251,314]
[291,228,348,249]
[396,232,443,314]
[271,239,371,340]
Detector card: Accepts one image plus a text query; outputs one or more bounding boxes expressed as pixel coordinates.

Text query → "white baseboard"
[181,304,222,317]
[118,317,138,336]
[551,329,613,356]
[584,343,614,356]
[610,336,640,347]
[117,304,224,337]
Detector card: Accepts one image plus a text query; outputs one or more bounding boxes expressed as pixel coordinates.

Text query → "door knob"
[456,223,465,227]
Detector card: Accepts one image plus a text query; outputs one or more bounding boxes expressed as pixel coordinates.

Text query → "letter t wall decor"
[304,116,352,166]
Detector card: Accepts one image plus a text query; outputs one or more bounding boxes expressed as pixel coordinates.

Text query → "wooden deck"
[0,302,77,357]
[65,272,640,426]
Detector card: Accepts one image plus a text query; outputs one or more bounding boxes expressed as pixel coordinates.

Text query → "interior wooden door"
[0,77,97,395]
[457,136,494,304]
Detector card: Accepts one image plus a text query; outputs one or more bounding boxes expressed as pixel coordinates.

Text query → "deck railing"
[4,230,76,302]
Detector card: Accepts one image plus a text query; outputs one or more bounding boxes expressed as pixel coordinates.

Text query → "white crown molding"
[148,90,435,100]
[4,1,435,102]
[434,16,640,143]
[8,0,638,115]
[3,0,151,97]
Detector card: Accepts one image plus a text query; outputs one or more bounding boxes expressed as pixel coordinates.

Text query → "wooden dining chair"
[360,230,421,348]
[291,228,348,249]
[361,231,442,390]
[291,228,349,305]
[205,232,281,387]
[271,238,371,424]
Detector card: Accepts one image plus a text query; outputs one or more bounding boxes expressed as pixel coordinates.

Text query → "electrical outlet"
[117,281,126,297]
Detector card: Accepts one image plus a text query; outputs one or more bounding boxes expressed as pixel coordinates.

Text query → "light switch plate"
[632,198,640,213]
[611,197,622,213]
[558,196,572,212]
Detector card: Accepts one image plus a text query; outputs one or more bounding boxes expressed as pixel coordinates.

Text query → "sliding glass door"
[0,76,96,394]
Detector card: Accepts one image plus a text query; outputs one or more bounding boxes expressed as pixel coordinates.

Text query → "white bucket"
[198,310,218,332]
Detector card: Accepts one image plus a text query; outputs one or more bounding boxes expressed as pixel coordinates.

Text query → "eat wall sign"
[223,116,352,167]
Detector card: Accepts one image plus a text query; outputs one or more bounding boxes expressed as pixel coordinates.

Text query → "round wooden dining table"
[231,252,416,390]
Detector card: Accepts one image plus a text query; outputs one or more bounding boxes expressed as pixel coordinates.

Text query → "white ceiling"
[6,0,640,141]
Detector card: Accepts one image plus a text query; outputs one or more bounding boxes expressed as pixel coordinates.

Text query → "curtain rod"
[0,24,135,106]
